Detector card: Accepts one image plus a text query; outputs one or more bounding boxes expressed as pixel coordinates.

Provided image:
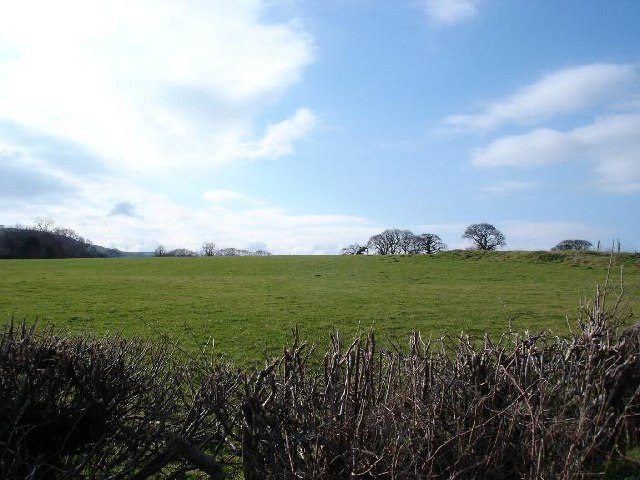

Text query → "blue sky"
[0,0,638,253]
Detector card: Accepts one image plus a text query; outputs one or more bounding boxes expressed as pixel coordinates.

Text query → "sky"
[0,0,638,254]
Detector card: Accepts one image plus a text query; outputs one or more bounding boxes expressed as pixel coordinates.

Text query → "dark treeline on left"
[0,220,121,259]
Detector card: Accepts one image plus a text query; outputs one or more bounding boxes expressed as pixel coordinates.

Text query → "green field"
[1,250,638,363]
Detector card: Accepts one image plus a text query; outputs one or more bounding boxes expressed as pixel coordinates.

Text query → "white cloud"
[472,113,640,192]
[472,128,577,167]
[203,190,252,203]
[251,108,317,159]
[444,64,637,131]
[422,0,479,25]
[0,0,314,171]
[213,108,317,164]
[576,114,640,192]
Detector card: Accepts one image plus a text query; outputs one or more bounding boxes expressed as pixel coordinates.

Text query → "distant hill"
[118,251,154,258]
[0,228,123,259]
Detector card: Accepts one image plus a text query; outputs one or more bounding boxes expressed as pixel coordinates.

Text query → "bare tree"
[341,243,368,255]
[367,229,404,255]
[33,217,55,232]
[551,239,593,251]
[398,230,419,254]
[367,229,444,255]
[462,223,506,251]
[154,245,166,257]
[53,227,86,243]
[415,233,446,254]
[201,242,217,256]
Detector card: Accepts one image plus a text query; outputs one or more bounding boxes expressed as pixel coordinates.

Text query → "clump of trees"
[166,248,199,257]
[552,239,593,251]
[215,247,271,257]
[2,283,638,478]
[26,217,93,245]
[340,243,369,255]
[343,223,512,255]
[201,242,270,257]
[342,229,446,255]
[154,242,271,257]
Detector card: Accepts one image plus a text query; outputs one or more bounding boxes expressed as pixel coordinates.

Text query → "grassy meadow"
[1,250,638,364]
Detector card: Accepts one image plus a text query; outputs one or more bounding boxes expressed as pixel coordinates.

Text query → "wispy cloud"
[422,0,479,25]
[472,128,575,167]
[213,108,317,164]
[481,181,538,194]
[472,113,640,193]
[444,64,637,131]
[251,108,317,159]
[0,0,315,171]
[203,190,252,203]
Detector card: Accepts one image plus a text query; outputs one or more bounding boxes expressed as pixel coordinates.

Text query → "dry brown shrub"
[0,322,241,479]
[241,279,639,479]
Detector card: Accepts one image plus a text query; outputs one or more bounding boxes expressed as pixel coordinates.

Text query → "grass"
[0,250,638,364]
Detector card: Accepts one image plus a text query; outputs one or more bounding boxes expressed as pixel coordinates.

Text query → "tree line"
[343,223,599,255]
[0,219,122,259]
[3,217,600,256]
[10,217,94,246]
[154,242,271,257]
[343,223,507,255]
[342,230,447,255]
